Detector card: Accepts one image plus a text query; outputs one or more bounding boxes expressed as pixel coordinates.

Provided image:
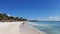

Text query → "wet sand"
[20,23,46,34]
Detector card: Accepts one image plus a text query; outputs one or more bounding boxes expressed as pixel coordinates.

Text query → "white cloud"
[7,14,11,17]
[49,16,53,20]
[39,16,60,21]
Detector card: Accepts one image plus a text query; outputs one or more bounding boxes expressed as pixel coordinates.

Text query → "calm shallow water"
[27,21,60,34]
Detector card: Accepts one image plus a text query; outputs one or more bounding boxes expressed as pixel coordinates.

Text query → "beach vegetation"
[0,13,27,22]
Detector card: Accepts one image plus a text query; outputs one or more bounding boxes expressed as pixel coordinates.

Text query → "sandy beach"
[20,23,46,34]
[0,22,45,34]
[0,22,23,34]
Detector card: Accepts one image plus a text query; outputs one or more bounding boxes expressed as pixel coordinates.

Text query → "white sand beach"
[0,22,22,34]
[0,22,46,34]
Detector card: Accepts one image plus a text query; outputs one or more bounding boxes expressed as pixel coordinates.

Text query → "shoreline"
[25,21,47,34]
[25,23,46,34]
[20,21,46,34]
[0,22,46,34]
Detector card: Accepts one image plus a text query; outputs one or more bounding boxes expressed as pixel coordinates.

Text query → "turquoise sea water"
[27,21,60,34]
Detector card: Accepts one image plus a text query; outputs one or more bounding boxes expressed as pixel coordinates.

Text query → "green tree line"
[0,13,27,22]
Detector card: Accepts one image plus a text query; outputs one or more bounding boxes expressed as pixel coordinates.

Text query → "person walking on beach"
[23,21,25,24]
[21,21,25,25]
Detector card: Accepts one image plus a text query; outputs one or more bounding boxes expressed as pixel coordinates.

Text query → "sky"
[0,0,60,21]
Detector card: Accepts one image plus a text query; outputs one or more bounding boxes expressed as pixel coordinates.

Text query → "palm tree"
[2,13,8,21]
[14,17,19,21]
[0,13,27,22]
[19,17,27,21]
[0,13,3,21]
[8,16,14,21]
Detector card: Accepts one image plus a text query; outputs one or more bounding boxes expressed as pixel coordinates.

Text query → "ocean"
[27,21,60,34]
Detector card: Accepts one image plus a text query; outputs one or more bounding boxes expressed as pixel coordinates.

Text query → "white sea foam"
[27,22,52,29]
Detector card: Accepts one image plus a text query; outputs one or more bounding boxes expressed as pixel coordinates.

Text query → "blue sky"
[0,0,60,20]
